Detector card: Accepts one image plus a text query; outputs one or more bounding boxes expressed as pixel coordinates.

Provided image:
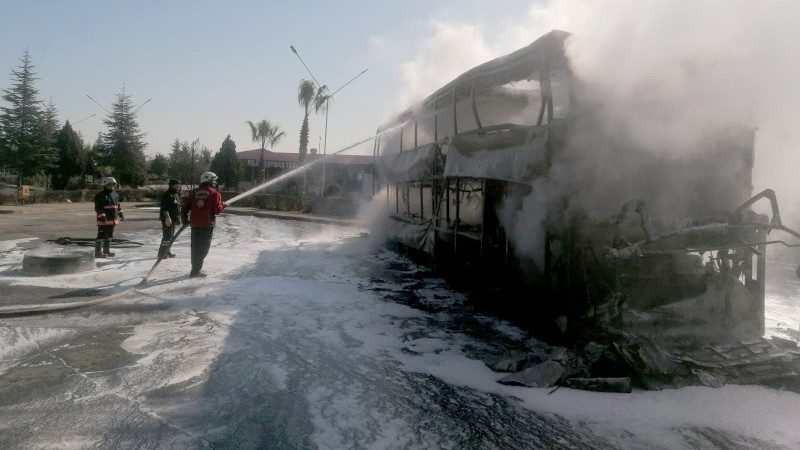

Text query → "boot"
[94,240,104,258]
[103,239,115,257]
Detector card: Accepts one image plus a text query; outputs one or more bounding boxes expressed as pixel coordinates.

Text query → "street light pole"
[289,45,367,196]
[73,113,96,125]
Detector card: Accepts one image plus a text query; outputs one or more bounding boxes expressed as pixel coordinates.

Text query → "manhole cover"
[23,249,96,275]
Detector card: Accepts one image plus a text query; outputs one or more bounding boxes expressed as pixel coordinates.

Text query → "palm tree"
[296,79,330,164]
[313,85,332,195]
[297,79,315,164]
[314,84,331,140]
[246,119,285,183]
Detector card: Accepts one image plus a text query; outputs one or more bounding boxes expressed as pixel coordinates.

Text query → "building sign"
[246,159,297,169]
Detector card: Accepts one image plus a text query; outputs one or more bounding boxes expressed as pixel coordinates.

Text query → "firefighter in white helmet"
[181,171,225,277]
[93,176,124,258]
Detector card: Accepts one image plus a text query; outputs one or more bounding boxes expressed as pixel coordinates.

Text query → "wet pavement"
[0,203,798,449]
[0,206,617,449]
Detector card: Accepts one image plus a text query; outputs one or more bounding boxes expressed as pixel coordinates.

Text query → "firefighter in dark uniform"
[94,177,124,258]
[157,179,182,259]
[182,171,225,278]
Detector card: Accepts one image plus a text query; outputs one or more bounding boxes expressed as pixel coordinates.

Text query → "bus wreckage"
[372,30,800,390]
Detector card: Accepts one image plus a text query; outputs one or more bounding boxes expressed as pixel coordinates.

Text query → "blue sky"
[0,0,539,158]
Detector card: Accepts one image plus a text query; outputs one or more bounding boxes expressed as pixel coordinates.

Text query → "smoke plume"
[394,0,800,264]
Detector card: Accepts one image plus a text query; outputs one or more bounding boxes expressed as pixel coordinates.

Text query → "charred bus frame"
[373,30,800,343]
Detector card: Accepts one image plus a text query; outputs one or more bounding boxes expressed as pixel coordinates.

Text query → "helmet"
[168,178,181,186]
[102,176,117,187]
[200,171,218,184]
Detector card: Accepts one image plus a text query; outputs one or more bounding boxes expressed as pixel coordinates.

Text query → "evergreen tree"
[168,138,209,187]
[41,99,60,141]
[0,50,47,186]
[79,142,92,187]
[52,120,84,190]
[167,139,190,183]
[210,134,240,190]
[40,99,62,188]
[99,86,147,187]
[149,153,168,178]
[88,134,108,182]
[0,125,5,174]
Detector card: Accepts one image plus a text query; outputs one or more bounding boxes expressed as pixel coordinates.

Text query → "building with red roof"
[237,149,374,196]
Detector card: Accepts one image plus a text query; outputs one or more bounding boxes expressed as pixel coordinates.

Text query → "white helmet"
[102,176,117,187]
[200,171,218,184]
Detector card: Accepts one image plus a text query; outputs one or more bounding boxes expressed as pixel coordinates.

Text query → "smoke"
[393,0,800,264]
[354,188,393,253]
[521,0,800,262]
[538,0,800,198]
[392,22,492,111]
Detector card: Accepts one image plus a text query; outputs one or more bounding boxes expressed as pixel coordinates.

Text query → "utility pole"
[289,45,367,196]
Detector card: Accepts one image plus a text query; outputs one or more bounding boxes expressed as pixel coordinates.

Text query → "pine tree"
[39,99,62,188]
[167,139,189,182]
[149,153,168,178]
[210,134,241,190]
[88,134,107,182]
[52,121,84,190]
[0,49,47,186]
[100,86,147,187]
[168,138,208,187]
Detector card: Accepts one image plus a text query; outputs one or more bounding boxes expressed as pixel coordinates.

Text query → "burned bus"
[372,30,800,346]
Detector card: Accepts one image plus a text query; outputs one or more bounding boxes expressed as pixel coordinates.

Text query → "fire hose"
[0,224,187,317]
[0,126,403,317]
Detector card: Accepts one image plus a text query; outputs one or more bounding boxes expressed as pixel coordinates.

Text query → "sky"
[2,0,800,220]
[0,0,540,159]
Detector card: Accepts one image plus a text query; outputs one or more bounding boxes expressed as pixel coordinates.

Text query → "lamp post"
[289,45,367,196]
[73,113,96,125]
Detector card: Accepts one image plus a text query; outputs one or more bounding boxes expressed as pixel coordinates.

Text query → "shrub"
[117,188,152,202]
[249,193,304,211]
[38,190,85,203]
[0,191,16,205]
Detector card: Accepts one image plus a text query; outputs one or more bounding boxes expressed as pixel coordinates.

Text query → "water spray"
[225,124,403,206]
[148,127,401,286]
[0,124,404,316]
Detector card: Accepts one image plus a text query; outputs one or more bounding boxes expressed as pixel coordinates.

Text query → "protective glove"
[163,216,172,228]
[119,212,125,221]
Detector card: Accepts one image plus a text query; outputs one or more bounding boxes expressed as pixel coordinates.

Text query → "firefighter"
[157,179,182,259]
[94,177,124,258]
[182,171,225,278]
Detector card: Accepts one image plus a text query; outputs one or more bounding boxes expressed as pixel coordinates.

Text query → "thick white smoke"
[393,0,800,264]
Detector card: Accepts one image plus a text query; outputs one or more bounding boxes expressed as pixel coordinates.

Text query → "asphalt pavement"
[0,202,360,310]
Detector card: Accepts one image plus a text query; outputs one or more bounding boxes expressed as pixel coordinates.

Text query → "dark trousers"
[96,224,115,240]
[158,225,175,258]
[190,227,214,274]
